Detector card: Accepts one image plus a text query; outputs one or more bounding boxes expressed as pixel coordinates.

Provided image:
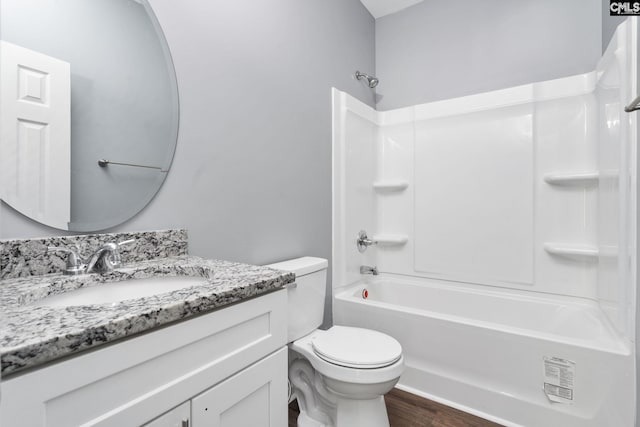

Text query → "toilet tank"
[266,257,328,342]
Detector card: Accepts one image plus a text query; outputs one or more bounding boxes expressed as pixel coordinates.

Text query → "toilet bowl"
[267,257,404,427]
[291,327,404,427]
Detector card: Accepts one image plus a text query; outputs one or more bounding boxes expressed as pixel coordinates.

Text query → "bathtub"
[333,275,634,427]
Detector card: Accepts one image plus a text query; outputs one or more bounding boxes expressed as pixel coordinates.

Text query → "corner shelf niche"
[544,243,598,258]
[543,171,599,186]
[373,234,408,247]
[373,180,409,192]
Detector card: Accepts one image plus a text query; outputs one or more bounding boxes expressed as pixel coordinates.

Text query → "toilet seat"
[291,327,404,385]
[311,326,402,369]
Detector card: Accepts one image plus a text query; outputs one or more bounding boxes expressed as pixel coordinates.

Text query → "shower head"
[355,71,379,88]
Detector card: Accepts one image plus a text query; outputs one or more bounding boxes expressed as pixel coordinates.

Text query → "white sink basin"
[31,276,204,307]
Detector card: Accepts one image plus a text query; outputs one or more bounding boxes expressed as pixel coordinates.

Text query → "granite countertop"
[0,256,294,376]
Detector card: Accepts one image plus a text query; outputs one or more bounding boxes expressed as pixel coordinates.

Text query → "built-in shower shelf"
[543,171,599,186]
[544,243,599,258]
[373,234,408,246]
[373,181,409,192]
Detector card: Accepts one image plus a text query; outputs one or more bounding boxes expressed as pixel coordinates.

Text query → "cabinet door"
[192,347,287,427]
[143,401,190,427]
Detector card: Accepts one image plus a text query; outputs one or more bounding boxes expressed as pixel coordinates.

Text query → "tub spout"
[360,265,378,275]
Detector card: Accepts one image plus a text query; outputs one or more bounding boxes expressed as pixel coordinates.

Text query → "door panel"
[0,40,70,228]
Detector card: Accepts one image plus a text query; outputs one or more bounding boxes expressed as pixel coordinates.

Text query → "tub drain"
[362,289,369,299]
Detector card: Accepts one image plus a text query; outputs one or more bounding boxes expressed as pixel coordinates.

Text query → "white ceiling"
[359,0,425,19]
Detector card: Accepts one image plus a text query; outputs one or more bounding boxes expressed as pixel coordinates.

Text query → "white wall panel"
[332,89,377,289]
[596,18,637,339]
[535,95,598,299]
[414,105,534,287]
[375,120,414,274]
[334,79,602,299]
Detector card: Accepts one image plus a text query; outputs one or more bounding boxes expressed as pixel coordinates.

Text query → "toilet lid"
[312,326,402,369]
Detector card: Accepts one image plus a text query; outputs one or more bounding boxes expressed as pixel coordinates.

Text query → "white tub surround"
[332,18,637,427]
[333,63,617,302]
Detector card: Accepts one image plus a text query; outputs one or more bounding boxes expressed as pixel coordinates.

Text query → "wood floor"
[288,388,503,427]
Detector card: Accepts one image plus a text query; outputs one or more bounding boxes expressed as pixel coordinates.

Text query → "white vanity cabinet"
[0,290,287,427]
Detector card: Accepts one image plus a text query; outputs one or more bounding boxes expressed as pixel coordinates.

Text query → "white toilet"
[267,257,404,427]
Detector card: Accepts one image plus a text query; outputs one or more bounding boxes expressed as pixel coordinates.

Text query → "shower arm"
[355,71,379,88]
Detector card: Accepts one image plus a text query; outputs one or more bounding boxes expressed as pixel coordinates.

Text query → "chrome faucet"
[360,265,378,275]
[86,242,122,274]
[48,239,134,275]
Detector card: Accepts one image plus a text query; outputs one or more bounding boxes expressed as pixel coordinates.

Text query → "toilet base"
[297,410,329,427]
[334,396,390,427]
[295,394,390,427]
[290,356,397,427]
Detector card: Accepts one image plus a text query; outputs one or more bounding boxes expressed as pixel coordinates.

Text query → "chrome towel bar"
[98,159,166,172]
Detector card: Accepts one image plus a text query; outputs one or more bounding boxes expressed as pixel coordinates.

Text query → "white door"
[191,348,287,427]
[143,401,190,427]
[0,40,71,229]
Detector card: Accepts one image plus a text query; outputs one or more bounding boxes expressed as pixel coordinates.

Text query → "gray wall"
[1,0,176,231]
[375,0,602,110]
[602,0,626,52]
[0,0,375,326]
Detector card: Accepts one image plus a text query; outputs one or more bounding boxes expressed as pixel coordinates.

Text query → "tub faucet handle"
[357,230,378,253]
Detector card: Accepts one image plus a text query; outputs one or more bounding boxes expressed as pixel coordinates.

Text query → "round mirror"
[0,0,179,231]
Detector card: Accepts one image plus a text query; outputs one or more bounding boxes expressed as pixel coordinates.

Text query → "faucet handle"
[47,246,87,275]
[112,239,135,267]
[118,239,135,247]
[103,242,122,270]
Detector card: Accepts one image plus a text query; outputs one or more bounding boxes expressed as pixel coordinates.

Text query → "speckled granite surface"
[0,256,294,376]
[0,229,188,279]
